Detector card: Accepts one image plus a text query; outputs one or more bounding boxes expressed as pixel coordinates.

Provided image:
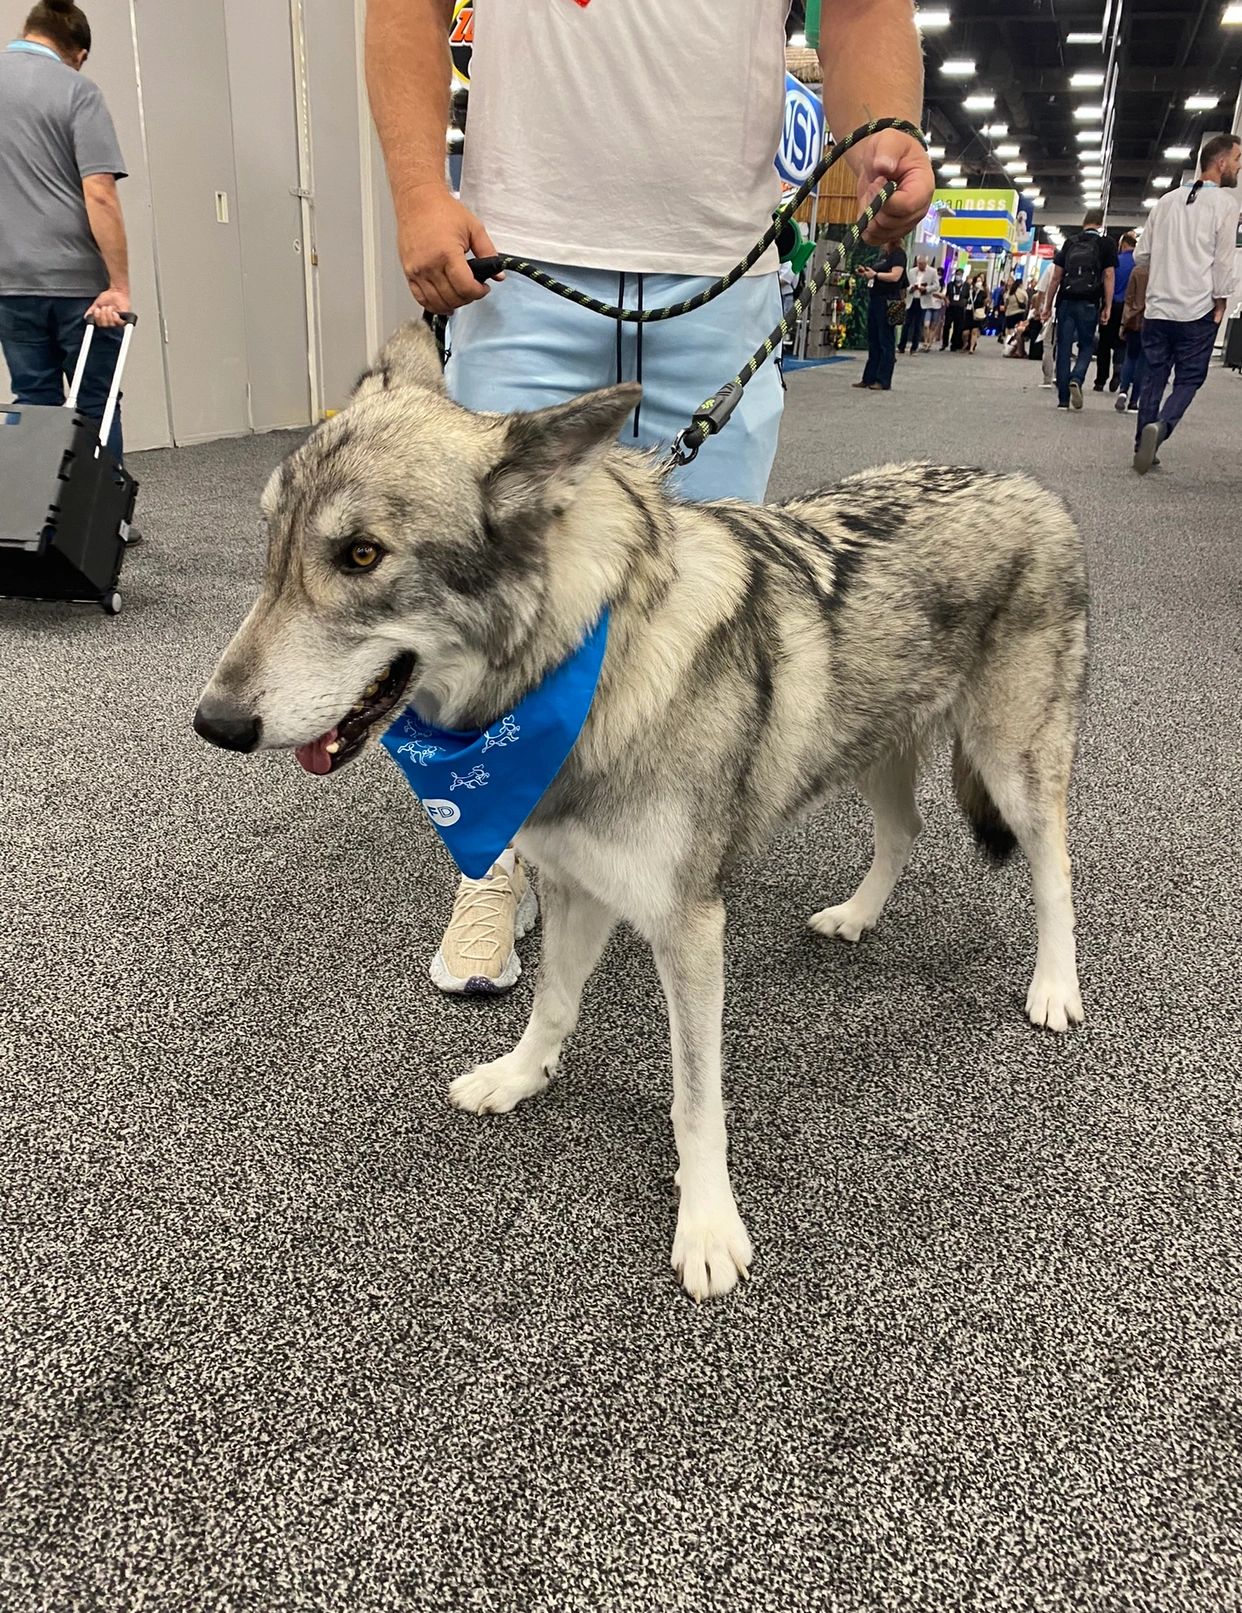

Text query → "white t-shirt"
[1135,181,1240,322]
[461,0,790,277]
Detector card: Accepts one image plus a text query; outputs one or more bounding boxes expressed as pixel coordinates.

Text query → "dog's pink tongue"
[294,727,338,776]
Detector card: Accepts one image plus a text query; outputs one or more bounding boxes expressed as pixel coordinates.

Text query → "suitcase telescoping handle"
[65,310,139,458]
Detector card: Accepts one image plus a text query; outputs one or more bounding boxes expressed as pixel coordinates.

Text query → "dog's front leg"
[449,869,615,1115]
[654,899,752,1300]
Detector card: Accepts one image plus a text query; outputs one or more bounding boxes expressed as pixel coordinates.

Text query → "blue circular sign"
[777,74,826,186]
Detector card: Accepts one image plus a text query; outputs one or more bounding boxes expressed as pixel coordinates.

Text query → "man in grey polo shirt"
[0,1,132,459]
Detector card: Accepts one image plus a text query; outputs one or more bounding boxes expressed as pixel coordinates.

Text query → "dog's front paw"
[1025,971,1084,1033]
[449,1053,553,1115]
[808,899,878,944]
[672,1197,753,1301]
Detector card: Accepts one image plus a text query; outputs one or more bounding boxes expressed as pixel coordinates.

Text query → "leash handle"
[469,256,506,285]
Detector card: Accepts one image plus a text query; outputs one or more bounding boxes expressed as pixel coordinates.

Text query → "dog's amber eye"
[345,539,381,572]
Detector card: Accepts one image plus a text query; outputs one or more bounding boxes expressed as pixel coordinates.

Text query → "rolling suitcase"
[1223,316,1242,373]
[0,311,140,616]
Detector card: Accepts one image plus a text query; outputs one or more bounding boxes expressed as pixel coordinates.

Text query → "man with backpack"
[1040,208,1117,412]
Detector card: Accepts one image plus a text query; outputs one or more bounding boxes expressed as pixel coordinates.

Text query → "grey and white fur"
[196,321,1088,1301]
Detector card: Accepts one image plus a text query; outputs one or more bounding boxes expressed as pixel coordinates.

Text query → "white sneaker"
[1114,390,1129,412]
[1039,380,1054,389]
[430,858,539,995]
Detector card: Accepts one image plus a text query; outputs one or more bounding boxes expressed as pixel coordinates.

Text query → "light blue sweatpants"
[445,261,785,503]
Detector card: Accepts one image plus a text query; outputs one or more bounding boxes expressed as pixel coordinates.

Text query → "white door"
[222,0,314,431]
[135,0,250,444]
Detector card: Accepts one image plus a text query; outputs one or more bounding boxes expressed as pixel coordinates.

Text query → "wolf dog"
[196,322,1088,1300]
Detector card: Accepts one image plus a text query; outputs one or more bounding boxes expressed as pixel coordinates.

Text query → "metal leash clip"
[667,379,746,467]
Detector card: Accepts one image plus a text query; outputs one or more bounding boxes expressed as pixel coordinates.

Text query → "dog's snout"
[193,696,262,754]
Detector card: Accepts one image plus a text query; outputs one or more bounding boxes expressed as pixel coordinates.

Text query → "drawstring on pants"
[614,272,644,439]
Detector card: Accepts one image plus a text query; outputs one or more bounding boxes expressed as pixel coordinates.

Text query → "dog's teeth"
[325,741,340,755]
[365,682,379,697]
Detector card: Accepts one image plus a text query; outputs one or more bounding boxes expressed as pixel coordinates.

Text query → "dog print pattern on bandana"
[381,612,609,878]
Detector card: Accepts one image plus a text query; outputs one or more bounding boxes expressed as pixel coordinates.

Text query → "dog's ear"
[352,320,446,401]
[486,384,642,520]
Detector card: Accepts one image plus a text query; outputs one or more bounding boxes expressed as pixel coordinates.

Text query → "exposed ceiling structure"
[787,1,1242,230]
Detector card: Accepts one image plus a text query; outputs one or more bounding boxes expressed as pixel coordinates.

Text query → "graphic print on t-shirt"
[450,0,473,87]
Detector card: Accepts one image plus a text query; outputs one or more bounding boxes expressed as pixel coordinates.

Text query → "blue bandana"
[381,612,609,878]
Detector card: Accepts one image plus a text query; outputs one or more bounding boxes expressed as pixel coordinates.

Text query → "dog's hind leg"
[449,870,615,1114]
[808,749,922,943]
[654,898,753,1301]
[957,703,1084,1033]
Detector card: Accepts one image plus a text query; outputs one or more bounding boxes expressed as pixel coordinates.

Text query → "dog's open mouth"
[294,653,416,776]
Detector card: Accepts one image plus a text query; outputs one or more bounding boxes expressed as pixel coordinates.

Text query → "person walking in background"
[898,254,937,356]
[0,1,131,462]
[967,273,987,353]
[1042,208,1116,413]
[1094,229,1136,392]
[941,267,968,351]
[1035,255,1058,388]
[1131,133,1241,474]
[923,276,944,351]
[1115,258,1148,414]
[855,243,908,391]
[1003,276,1029,351]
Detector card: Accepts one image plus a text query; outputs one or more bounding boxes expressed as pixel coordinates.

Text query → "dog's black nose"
[193,697,261,753]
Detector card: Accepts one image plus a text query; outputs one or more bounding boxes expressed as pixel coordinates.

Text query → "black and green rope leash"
[455,116,927,467]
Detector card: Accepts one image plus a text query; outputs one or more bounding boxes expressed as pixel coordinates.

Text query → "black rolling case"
[1223,316,1242,373]
[0,311,140,616]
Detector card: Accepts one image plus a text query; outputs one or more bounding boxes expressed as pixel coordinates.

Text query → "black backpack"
[1061,232,1105,300]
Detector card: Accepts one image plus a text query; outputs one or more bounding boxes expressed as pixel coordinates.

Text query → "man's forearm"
[366,0,453,209]
[818,0,923,153]
[84,192,129,294]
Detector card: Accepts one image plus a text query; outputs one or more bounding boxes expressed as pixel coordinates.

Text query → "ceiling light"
[1151,175,1172,188]
[993,143,1020,158]
[1011,174,1032,184]
[789,31,808,47]
[1185,95,1219,109]
[1076,128,1104,142]
[1071,71,1106,88]
[926,144,946,159]
[1164,145,1192,159]
[1225,3,1242,21]
[915,9,952,28]
[940,162,962,175]
[1066,31,1104,44]
[1143,197,1158,208]
[941,59,976,75]
[1074,104,1105,120]
[963,93,995,110]
[947,177,969,187]
[982,122,1009,137]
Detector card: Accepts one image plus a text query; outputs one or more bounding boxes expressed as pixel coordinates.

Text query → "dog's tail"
[951,737,1018,865]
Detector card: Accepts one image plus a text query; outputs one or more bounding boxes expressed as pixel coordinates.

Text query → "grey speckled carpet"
[2,345,1241,1613]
